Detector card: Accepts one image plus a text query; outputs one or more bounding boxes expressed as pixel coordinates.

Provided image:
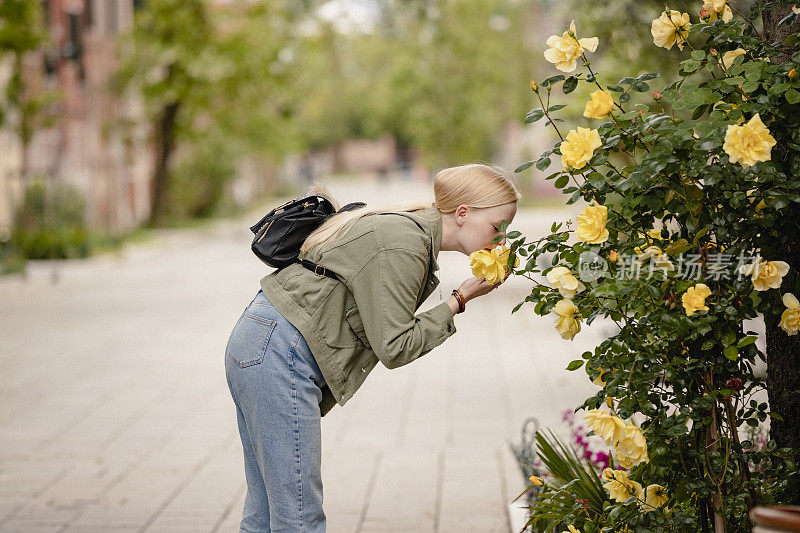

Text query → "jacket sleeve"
[349,248,457,369]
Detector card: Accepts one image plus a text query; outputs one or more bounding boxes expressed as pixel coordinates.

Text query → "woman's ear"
[454,205,469,226]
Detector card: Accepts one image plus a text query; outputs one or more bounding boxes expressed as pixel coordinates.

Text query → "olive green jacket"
[259,206,457,417]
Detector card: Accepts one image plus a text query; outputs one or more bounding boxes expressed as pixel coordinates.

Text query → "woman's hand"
[458,270,511,303]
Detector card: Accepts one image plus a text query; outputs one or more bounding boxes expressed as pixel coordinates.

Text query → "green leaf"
[607,84,624,92]
[722,331,737,346]
[555,175,569,188]
[515,161,534,173]
[567,360,584,371]
[665,238,691,255]
[563,76,579,94]
[723,76,746,85]
[682,59,701,73]
[723,346,738,361]
[786,89,800,104]
[737,336,758,348]
[542,74,565,87]
[741,80,759,94]
[525,108,545,123]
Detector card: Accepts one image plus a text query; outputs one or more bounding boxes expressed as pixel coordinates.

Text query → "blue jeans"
[225,290,327,533]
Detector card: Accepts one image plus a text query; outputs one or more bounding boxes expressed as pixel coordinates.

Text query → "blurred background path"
[0,176,610,532]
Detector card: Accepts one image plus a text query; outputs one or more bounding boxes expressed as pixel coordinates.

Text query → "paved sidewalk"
[0,177,608,532]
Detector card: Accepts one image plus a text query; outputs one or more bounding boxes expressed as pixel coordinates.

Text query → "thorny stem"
[730,5,761,37]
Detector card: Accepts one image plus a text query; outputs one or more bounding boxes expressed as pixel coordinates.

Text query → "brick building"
[0,0,150,231]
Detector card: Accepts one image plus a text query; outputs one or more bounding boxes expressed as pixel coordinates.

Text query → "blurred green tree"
[292,0,537,169]
[383,0,536,168]
[113,0,219,226]
[114,0,307,225]
[0,0,51,181]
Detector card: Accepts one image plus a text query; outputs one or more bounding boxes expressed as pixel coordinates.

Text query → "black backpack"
[250,194,423,281]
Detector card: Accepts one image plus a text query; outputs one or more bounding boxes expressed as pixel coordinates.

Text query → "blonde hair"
[299,163,521,253]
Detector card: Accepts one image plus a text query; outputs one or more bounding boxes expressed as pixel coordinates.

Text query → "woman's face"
[455,202,518,255]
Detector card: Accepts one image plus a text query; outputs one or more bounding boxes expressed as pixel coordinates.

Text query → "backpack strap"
[297,258,339,280]
[298,212,426,281]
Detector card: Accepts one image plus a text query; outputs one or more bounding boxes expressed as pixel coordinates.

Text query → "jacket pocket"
[226,311,278,368]
[345,305,372,350]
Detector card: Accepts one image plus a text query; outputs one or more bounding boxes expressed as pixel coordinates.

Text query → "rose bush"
[507,2,800,531]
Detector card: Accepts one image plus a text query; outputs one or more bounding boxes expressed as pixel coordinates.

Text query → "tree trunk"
[147,101,180,227]
[763,205,800,505]
[762,4,800,505]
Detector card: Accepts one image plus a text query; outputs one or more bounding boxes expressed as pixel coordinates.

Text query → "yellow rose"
[682,283,712,316]
[584,409,627,445]
[469,246,518,285]
[738,258,790,291]
[603,469,644,503]
[636,245,675,271]
[561,127,602,170]
[615,448,636,469]
[546,266,587,299]
[544,20,599,73]
[529,475,544,486]
[723,113,777,167]
[583,90,614,119]
[780,293,800,336]
[616,423,649,467]
[702,0,733,22]
[651,10,691,51]
[794,5,800,15]
[576,202,609,244]
[722,48,747,69]
[645,484,669,510]
[553,298,582,340]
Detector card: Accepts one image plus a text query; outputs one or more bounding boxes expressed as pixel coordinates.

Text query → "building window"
[67,12,82,61]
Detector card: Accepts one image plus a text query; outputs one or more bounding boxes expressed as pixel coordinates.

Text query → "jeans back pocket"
[226,310,278,368]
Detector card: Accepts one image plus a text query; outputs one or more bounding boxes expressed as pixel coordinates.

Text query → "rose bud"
[726,378,743,394]
[700,8,709,19]
[653,91,661,100]
[789,68,797,79]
